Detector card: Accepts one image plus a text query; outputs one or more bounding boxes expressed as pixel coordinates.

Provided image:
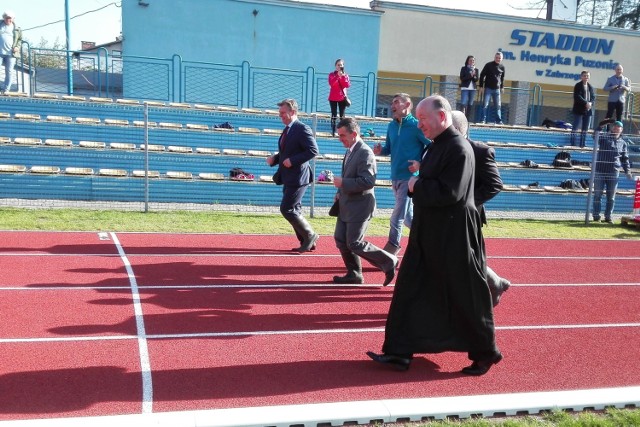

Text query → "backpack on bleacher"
[552,151,572,168]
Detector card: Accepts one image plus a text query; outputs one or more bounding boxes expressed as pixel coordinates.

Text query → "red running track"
[0,231,639,424]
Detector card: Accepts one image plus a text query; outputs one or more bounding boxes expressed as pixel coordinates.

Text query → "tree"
[526,0,640,29]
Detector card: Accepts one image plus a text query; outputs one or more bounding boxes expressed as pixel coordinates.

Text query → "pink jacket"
[328,71,351,102]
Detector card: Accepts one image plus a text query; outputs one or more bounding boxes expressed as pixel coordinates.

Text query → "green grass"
[1,207,638,426]
[0,207,638,239]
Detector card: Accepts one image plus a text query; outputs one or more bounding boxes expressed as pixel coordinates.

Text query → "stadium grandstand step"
[109,142,137,150]
[0,112,10,119]
[259,175,273,182]
[247,150,271,157]
[132,170,161,178]
[14,113,41,121]
[222,148,246,156]
[0,164,26,173]
[199,172,225,180]
[89,97,113,104]
[376,179,392,187]
[64,167,94,176]
[46,115,73,123]
[116,99,141,105]
[168,102,191,109]
[13,137,42,145]
[212,127,234,133]
[0,136,11,144]
[238,127,260,134]
[241,108,263,114]
[195,147,221,155]
[140,144,166,152]
[167,146,193,153]
[30,165,61,174]
[61,95,86,102]
[502,184,520,191]
[76,117,101,125]
[98,168,128,177]
[133,120,158,127]
[166,171,193,179]
[159,122,183,129]
[143,100,165,107]
[262,128,281,135]
[186,123,209,131]
[45,139,73,147]
[194,104,217,111]
[79,141,107,149]
[375,156,390,163]
[33,93,59,100]
[104,118,130,126]
[544,186,568,193]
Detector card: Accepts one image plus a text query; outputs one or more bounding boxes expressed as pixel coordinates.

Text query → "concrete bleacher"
[0,94,637,214]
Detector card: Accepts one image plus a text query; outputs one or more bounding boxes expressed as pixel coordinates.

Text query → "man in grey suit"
[332,117,398,286]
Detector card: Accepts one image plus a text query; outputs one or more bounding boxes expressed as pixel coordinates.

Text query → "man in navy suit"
[267,98,319,252]
[332,117,397,285]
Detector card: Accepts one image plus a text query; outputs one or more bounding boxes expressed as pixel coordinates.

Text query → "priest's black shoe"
[333,273,364,284]
[461,352,503,376]
[366,351,411,371]
[297,233,319,253]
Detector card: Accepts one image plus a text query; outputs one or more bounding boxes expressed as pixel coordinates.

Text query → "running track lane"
[0,231,639,425]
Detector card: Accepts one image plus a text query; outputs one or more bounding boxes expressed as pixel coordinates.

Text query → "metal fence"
[13,45,640,131]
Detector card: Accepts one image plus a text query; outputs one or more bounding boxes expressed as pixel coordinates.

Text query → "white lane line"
[3,322,640,343]
[109,232,153,414]
[1,282,639,291]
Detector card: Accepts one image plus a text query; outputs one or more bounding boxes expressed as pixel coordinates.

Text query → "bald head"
[451,110,469,139]
[415,95,453,140]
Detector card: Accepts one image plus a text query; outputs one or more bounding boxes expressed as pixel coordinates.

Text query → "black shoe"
[366,351,411,371]
[461,352,503,376]
[333,273,364,284]
[291,243,316,251]
[604,218,613,224]
[297,233,319,253]
[382,256,398,286]
[593,216,601,222]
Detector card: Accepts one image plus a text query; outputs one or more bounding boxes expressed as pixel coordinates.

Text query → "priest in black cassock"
[367,95,501,375]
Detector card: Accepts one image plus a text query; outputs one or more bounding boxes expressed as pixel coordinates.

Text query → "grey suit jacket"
[337,139,377,223]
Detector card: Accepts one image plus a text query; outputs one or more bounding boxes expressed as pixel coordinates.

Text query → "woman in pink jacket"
[328,58,350,136]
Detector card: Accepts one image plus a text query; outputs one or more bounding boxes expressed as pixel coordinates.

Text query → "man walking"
[570,71,595,148]
[373,93,430,256]
[451,110,510,306]
[0,10,21,94]
[266,98,319,252]
[333,117,397,285]
[368,95,500,375]
[603,64,631,122]
[478,52,505,125]
[592,119,633,223]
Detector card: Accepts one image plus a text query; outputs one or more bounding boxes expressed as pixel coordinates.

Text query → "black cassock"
[382,126,498,361]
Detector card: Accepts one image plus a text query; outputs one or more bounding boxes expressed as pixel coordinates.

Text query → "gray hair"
[451,110,469,138]
[337,117,360,134]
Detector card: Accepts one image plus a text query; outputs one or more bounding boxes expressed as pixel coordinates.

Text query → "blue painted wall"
[122,0,381,76]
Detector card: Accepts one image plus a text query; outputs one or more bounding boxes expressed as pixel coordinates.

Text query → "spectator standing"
[332,117,398,285]
[367,95,500,375]
[373,93,430,256]
[0,10,21,94]
[451,110,510,307]
[592,119,633,223]
[459,55,479,120]
[478,52,505,125]
[328,59,350,136]
[266,98,320,252]
[570,71,595,148]
[603,65,630,122]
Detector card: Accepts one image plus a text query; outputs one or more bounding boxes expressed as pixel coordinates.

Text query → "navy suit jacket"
[272,119,319,187]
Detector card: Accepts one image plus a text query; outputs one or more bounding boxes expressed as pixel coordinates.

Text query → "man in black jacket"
[478,52,506,125]
[570,70,595,148]
[451,110,510,306]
